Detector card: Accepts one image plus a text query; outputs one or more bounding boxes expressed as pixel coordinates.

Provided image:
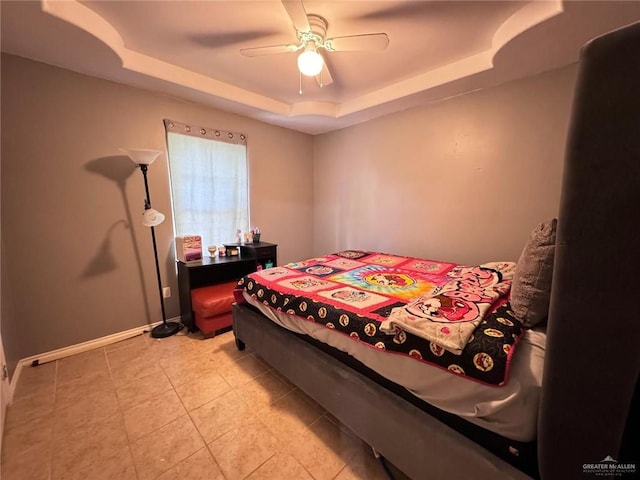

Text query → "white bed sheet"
[243,291,545,442]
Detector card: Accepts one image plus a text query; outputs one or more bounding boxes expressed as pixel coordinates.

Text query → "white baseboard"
[9,316,180,404]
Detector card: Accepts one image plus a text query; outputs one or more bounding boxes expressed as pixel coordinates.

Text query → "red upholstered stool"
[191,281,238,336]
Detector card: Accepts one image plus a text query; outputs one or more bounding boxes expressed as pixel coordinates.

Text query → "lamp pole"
[140,164,175,338]
[124,151,182,339]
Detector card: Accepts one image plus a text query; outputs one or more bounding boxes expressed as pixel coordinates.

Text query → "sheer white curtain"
[166,124,248,250]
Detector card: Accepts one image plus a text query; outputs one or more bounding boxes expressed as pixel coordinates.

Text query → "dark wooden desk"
[177,242,278,332]
[177,256,256,332]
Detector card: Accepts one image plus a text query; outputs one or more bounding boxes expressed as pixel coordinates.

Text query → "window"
[164,119,249,250]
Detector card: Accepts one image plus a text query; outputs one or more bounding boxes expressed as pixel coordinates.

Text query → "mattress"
[243,290,545,442]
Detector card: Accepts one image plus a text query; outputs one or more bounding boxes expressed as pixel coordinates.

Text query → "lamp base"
[151,321,183,339]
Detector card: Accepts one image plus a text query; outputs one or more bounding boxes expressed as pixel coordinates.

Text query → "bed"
[233,22,640,480]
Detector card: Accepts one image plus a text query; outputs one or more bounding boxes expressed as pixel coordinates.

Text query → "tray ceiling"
[2,1,639,134]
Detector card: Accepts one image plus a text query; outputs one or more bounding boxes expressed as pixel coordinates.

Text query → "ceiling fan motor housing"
[298,14,328,50]
[240,2,390,88]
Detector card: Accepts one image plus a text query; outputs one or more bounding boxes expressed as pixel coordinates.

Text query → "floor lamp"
[122,148,182,339]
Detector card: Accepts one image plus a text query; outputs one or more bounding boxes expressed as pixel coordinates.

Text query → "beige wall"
[0,54,314,368]
[1,53,580,369]
[313,65,578,265]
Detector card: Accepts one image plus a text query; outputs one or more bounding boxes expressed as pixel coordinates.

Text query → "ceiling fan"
[240,0,389,91]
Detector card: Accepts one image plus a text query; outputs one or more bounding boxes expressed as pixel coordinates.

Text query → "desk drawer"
[254,246,277,260]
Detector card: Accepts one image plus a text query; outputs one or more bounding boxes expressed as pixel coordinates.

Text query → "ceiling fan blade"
[324,33,389,52]
[240,44,299,57]
[190,30,279,49]
[316,57,333,87]
[282,0,310,33]
[349,3,439,21]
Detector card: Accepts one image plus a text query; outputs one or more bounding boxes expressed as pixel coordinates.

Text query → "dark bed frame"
[233,22,640,480]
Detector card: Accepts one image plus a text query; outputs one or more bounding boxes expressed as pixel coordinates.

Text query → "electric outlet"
[162,287,171,298]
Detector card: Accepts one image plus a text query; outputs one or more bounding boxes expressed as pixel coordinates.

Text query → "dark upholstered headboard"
[539,22,640,479]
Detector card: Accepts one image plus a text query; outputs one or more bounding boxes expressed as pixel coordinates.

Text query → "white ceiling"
[2,1,639,134]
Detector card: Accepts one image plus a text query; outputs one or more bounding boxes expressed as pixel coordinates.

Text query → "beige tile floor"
[2,330,410,480]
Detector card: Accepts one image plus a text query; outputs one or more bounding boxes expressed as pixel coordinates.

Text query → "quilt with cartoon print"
[237,250,524,386]
[380,261,516,355]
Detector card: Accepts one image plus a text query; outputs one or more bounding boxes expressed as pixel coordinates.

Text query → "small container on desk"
[223,244,240,257]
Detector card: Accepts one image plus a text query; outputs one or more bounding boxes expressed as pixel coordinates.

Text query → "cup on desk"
[208,245,218,258]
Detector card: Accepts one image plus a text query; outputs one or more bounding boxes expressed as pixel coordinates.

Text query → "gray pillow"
[511,219,557,327]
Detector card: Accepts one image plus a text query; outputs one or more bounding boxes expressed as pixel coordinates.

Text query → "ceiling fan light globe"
[297,50,323,76]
